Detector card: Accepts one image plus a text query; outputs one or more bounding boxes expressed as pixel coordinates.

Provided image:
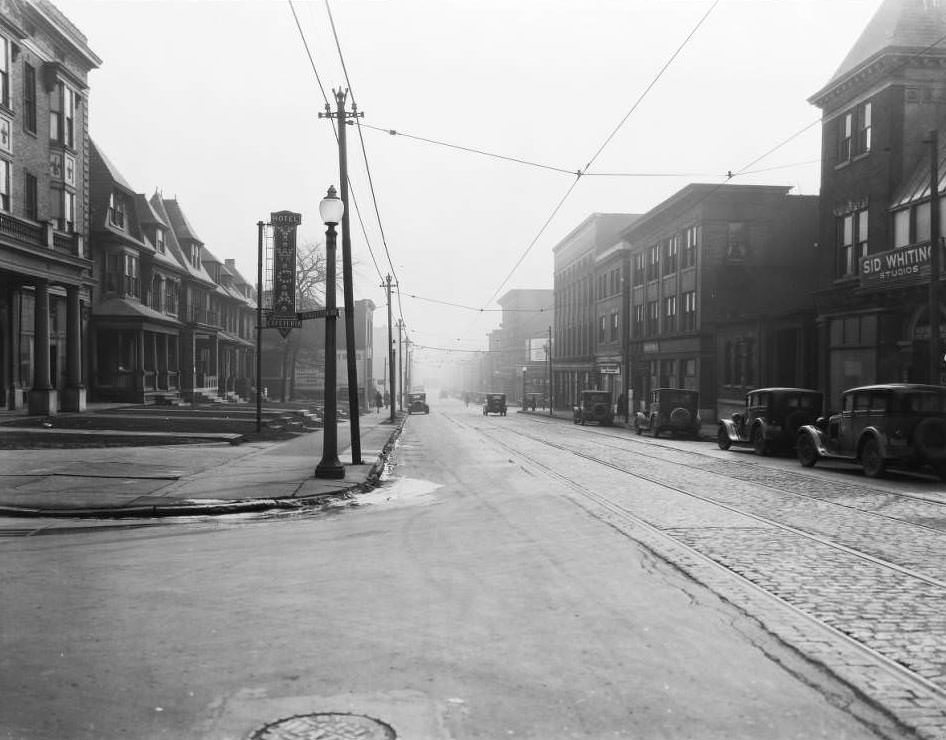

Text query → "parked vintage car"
[483,392,507,416]
[796,383,946,479]
[407,392,429,414]
[573,390,614,426]
[718,387,823,455]
[634,388,701,438]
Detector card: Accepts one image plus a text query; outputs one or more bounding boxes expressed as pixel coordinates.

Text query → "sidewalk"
[0,409,405,518]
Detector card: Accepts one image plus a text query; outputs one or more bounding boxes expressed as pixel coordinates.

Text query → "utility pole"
[547,325,553,417]
[256,221,264,434]
[396,319,403,410]
[929,129,942,385]
[319,88,364,464]
[622,252,631,423]
[381,274,395,422]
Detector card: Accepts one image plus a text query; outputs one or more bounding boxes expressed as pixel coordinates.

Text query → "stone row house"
[0,0,257,413]
[552,0,946,420]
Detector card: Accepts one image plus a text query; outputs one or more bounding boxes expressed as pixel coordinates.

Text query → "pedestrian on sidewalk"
[375,390,383,414]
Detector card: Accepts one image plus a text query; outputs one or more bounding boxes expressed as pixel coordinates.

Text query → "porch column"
[152,333,160,390]
[4,286,24,409]
[137,330,146,401]
[162,333,170,390]
[212,335,220,393]
[28,279,58,415]
[61,284,86,411]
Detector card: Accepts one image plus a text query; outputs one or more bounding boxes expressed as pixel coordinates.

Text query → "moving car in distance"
[407,392,429,415]
[796,383,946,479]
[718,387,823,456]
[483,392,507,416]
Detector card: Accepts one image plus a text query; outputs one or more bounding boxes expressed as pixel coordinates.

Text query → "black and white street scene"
[3,1,946,738]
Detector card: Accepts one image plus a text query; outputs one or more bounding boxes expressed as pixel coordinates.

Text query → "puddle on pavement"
[351,476,443,508]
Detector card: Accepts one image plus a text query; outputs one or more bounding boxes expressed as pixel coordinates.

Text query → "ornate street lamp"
[315,186,345,479]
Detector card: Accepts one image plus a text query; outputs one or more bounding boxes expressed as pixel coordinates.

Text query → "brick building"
[622,184,819,421]
[0,0,100,413]
[552,213,639,409]
[809,0,946,409]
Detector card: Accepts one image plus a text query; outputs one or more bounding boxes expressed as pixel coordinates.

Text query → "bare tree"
[295,241,327,310]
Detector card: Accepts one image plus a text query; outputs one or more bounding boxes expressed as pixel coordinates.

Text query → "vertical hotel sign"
[268,210,303,338]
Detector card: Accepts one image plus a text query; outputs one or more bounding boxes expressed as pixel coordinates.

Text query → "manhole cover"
[249,712,396,740]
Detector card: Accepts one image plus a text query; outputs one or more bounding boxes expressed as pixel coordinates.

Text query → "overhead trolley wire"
[475,0,720,316]
[359,122,579,175]
[288,0,386,286]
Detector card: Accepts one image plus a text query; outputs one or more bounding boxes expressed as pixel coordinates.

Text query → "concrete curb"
[0,414,409,520]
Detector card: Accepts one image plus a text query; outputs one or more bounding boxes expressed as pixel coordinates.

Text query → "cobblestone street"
[480,412,946,739]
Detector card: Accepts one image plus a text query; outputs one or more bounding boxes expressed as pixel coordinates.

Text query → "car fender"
[718,417,742,442]
[855,428,888,460]
[797,424,832,457]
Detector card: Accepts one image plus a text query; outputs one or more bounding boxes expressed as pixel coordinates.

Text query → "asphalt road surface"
[1,398,927,739]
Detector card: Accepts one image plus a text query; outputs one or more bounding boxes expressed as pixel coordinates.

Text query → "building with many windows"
[809,0,946,409]
[89,141,258,404]
[0,0,100,413]
[552,213,639,409]
[622,184,819,421]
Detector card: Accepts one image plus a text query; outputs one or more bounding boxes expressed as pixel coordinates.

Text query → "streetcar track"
[443,410,946,710]
[504,424,946,591]
[523,425,946,537]
[528,413,946,509]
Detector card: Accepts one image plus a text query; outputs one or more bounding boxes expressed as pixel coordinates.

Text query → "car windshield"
[585,393,609,403]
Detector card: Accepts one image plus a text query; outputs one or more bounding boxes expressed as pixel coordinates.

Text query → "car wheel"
[635,422,642,436]
[861,438,886,478]
[752,427,768,456]
[717,426,732,450]
[797,433,818,468]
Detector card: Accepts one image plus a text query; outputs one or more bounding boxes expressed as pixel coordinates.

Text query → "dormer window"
[108,192,125,229]
[154,227,165,253]
[190,243,200,267]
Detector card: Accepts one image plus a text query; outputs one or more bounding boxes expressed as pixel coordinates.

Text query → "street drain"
[249,712,396,740]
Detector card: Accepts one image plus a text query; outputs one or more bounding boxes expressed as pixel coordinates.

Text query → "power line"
[406,292,553,313]
[475,0,719,315]
[288,0,386,285]
[359,122,578,175]
[323,0,405,327]
[581,0,719,174]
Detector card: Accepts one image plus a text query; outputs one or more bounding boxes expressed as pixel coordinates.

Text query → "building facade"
[491,288,553,404]
[89,142,257,404]
[552,213,639,409]
[623,184,819,421]
[0,0,100,413]
[809,0,946,410]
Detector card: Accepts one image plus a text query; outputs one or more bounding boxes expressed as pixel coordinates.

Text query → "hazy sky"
[54,0,885,366]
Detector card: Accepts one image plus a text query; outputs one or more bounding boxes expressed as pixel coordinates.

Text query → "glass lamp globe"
[319,186,345,225]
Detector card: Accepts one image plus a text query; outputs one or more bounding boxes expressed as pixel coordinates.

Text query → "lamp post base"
[315,459,346,479]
